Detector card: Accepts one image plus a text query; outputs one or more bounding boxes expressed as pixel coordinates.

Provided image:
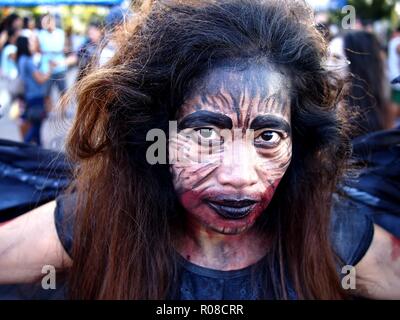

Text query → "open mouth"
[204,198,258,219]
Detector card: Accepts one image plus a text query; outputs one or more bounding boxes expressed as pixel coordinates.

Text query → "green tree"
[348,0,395,21]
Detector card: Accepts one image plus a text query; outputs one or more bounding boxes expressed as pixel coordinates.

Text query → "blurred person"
[16,36,53,146]
[98,6,129,66]
[37,14,67,107]
[1,28,19,81]
[344,31,394,134]
[329,32,394,134]
[0,13,23,31]
[329,31,400,236]
[388,26,400,121]
[98,1,153,66]
[0,0,399,301]
[1,28,21,113]
[0,13,22,51]
[76,20,103,81]
[64,26,75,56]
[20,16,36,39]
[70,29,86,54]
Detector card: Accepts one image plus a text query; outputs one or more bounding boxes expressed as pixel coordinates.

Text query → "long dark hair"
[16,36,31,62]
[65,0,350,299]
[343,31,390,135]
[0,13,20,33]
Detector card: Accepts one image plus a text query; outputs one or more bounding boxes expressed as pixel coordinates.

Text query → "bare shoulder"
[0,201,72,284]
[355,224,400,299]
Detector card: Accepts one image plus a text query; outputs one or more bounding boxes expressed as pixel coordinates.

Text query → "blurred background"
[0,0,399,151]
[0,0,131,150]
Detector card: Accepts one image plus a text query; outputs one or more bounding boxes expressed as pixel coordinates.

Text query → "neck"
[175,217,269,271]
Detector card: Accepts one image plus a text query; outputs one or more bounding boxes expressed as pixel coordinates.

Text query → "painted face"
[170,64,292,235]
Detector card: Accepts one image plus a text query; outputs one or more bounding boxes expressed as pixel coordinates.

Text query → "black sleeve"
[54,192,77,258]
[330,195,375,267]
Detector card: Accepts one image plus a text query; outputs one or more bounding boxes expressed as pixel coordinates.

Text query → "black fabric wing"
[0,139,72,222]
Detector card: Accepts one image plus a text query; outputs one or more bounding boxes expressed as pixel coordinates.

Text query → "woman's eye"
[255,131,281,147]
[261,131,278,141]
[195,128,217,139]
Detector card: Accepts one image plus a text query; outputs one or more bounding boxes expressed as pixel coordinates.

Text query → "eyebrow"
[249,115,291,134]
[178,110,233,130]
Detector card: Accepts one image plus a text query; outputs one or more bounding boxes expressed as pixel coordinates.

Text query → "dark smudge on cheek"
[180,190,206,216]
[172,162,219,196]
[256,179,282,212]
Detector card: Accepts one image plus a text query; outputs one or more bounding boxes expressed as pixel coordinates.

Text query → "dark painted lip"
[204,198,258,219]
[203,195,259,205]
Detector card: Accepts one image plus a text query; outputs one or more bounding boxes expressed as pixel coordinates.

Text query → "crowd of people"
[0,7,126,146]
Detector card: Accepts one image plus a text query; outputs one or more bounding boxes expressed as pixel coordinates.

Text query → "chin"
[207,222,255,235]
[194,206,262,235]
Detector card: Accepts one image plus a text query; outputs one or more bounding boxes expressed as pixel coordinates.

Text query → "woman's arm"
[355,224,400,299]
[32,59,57,84]
[32,70,51,84]
[0,201,72,284]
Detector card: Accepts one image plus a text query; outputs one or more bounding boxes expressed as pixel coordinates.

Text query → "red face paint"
[180,179,280,234]
[170,65,292,269]
[391,235,400,261]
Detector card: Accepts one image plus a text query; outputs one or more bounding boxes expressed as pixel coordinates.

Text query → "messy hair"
[66,0,350,299]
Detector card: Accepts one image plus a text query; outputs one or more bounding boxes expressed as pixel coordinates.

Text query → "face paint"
[391,235,400,261]
[170,64,292,268]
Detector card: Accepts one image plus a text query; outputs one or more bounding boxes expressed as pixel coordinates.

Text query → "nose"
[216,139,258,189]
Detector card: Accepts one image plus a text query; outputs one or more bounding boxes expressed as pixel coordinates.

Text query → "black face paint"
[178,110,233,131]
[250,115,291,134]
[171,63,293,270]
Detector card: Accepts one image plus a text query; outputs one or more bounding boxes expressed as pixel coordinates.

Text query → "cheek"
[256,143,292,202]
[258,162,289,193]
[170,162,218,195]
[180,190,204,213]
[256,178,283,213]
[170,129,224,194]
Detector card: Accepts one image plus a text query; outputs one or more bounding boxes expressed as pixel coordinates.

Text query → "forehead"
[179,63,291,123]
